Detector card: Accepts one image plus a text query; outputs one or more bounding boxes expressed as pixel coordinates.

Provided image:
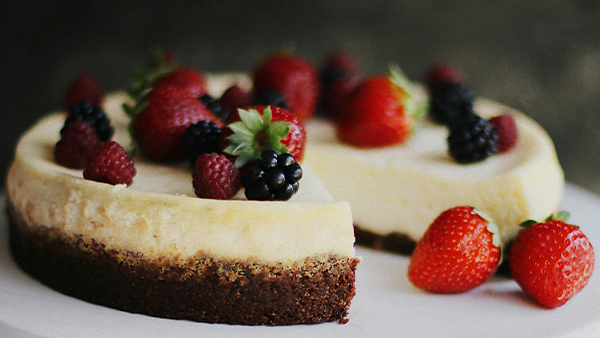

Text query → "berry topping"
[219,85,252,114]
[337,65,425,147]
[54,121,100,169]
[320,50,357,85]
[254,53,319,122]
[242,150,303,201]
[152,67,207,98]
[447,114,499,164]
[425,63,463,90]
[63,73,104,110]
[408,206,501,294]
[429,82,474,126]
[83,141,136,186]
[62,100,114,142]
[489,114,518,153]
[321,77,357,118]
[183,120,222,166]
[192,153,241,200]
[222,105,306,168]
[509,212,595,308]
[320,51,359,118]
[199,94,230,122]
[251,90,290,111]
[131,86,222,162]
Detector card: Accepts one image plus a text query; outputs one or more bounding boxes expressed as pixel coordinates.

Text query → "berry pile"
[242,150,302,201]
[62,100,114,142]
[447,114,499,164]
[199,94,230,122]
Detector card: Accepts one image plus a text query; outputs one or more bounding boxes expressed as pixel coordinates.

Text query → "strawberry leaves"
[224,107,291,168]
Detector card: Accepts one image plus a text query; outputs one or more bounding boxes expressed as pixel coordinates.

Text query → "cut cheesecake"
[6,87,358,325]
[304,99,564,253]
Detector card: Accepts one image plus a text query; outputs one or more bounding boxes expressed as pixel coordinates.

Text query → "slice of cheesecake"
[6,90,358,325]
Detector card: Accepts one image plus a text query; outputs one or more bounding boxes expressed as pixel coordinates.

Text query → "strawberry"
[152,67,207,98]
[337,66,424,147]
[131,86,222,162]
[63,73,104,109]
[221,105,306,168]
[508,212,595,308]
[253,53,319,122]
[408,206,502,294]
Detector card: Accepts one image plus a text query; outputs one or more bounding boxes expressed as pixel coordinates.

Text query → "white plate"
[1,184,600,338]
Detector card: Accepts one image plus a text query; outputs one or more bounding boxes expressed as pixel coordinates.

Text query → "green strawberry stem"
[520,211,572,228]
[223,107,291,168]
[388,64,428,123]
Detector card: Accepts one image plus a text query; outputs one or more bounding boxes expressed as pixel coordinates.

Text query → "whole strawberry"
[220,105,306,170]
[253,53,319,122]
[83,141,136,186]
[152,67,207,98]
[509,212,595,308]
[63,73,104,109]
[337,66,424,147]
[408,206,502,293]
[132,86,222,162]
[193,153,241,199]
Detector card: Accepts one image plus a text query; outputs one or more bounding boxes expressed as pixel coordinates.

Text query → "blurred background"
[2,1,599,193]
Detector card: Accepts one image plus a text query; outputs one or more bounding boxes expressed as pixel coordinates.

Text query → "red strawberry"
[408,206,502,294]
[219,85,252,113]
[489,114,518,153]
[83,141,136,186]
[152,67,207,98]
[253,53,319,122]
[221,105,306,168]
[509,212,595,308]
[193,153,241,199]
[337,66,423,147]
[425,63,463,90]
[63,73,104,109]
[132,86,222,162]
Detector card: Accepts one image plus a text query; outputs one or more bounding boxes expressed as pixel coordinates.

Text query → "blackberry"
[62,100,113,141]
[429,82,474,126]
[199,94,230,122]
[183,120,222,166]
[242,150,303,201]
[447,114,499,164]
[251,90,290,111]
[321,67,348,85]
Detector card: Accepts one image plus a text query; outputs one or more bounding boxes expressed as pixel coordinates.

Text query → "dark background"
[2,1,600,193]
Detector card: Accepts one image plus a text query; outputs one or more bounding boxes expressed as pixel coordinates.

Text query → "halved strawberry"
[253,53,319,122]
[221,105,306,168]
[337,66,425,147]
[131,86,222,162]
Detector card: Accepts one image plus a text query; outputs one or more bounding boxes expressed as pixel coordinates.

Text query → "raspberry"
[83,141,136,186]
[219,85,251,115]
[192,153,241,199]
[54,121,100,169]
[425,63,463,90]
[183,120,222,166]
[199,94,230,122]
[321,77,357,118]
[489,114,518,153]
[242,150,302,201]
[447,114,499,164]
[429,82,474,126]
[63,73,104,110]
[321,50,357,85]
[251,91,290,111]
[62,101,114,141]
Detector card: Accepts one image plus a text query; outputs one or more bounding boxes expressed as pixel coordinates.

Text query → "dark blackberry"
[429,82,474,126]
[199,94,230,122]
[242,150,302,201]
[447,114,499,164]
[251,90,290,111]
[321,67,348,85]
[62,100,113,141]
[183,120,222,166]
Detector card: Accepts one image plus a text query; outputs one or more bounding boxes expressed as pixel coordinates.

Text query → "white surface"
[1,184,600,338]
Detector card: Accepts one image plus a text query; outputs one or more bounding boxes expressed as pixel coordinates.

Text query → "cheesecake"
[304,98,564,253]
[6,86,359,325]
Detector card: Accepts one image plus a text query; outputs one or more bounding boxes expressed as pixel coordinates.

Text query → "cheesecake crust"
[7,201,359,325]
[354,225,416,255]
